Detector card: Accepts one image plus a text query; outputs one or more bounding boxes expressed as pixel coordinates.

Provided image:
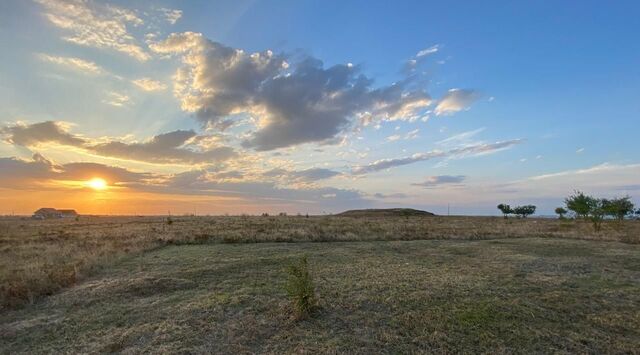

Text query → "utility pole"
[447,204,450,216]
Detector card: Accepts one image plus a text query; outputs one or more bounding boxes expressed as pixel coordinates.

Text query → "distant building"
[32,208,78,219]
[58,209,78,218]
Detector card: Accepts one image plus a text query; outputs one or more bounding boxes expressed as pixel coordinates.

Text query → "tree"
[497,204,513,219]
[513,205,536,218]
[588,199,606,232]
[565,191,595,219]
[555,207,568,219]
[603,196,635,221]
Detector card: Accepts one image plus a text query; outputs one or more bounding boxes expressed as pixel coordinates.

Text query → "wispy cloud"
[416,44,440,57]
[263,167,341,182]
[352,139,523,174]
[158,8,182,25]
[386,134,401,142]
[405,129,420,140]
[435,89,480,116]
[36,0,150,61]
[38,54,104,75]
[436,128,485,146]
[102,91,131,107]
[132,78,167,92]
[412,175,466,188]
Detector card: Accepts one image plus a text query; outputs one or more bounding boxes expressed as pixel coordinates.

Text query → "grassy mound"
[336,208,435,217]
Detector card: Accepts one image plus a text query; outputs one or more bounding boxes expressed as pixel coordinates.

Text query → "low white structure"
[32,208,78,219]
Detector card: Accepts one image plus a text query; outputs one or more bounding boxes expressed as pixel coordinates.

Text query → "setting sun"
[86,178,107,191]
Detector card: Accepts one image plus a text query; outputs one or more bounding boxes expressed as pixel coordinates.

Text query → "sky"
[0,0,639,216]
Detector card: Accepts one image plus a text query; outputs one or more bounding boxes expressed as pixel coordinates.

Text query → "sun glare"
[87,178,107,190]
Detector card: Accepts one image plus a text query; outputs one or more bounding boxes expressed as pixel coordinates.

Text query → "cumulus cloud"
[1,121,236,165]
[132,78,167,91]
[412,175,466,188]
[150,32,434,150]
[38,54,104,75]
[434,89,480,116]
[36,0,150,61]
[352,139,523,174]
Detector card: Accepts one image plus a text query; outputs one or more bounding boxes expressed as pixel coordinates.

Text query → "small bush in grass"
[166,217,173,225]
[285,255,317,319]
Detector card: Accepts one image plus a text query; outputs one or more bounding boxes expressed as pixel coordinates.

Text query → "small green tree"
[497,204,513,219]
[555,207,568,219]
[285,255,317,319]
[603,196,635,221]
[565,191,594,219]
[513,205,536,218]
[588,199,606,232]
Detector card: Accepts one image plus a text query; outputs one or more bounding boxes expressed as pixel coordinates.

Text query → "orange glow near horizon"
[0,187,263,216]
[86,178,108,191]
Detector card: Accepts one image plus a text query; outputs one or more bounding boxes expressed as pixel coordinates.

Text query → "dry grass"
[2,238,639,353]
[1,215,639,309]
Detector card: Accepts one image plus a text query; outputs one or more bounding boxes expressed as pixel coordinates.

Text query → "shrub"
[603,196,635,221]
[565,191,593,219]
[285,255,317,319]
[497,204,512,219]
[166,217,173,225]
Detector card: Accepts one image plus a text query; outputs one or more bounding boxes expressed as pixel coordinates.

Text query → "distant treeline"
[498,191,639,231]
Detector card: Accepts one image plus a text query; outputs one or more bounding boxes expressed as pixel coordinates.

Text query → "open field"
[1,215,639,309]
[2,237,640,353]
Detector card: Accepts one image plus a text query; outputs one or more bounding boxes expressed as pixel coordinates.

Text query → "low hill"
[336,208,435,217]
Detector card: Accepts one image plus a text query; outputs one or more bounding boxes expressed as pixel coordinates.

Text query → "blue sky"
[0,0,638,215]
